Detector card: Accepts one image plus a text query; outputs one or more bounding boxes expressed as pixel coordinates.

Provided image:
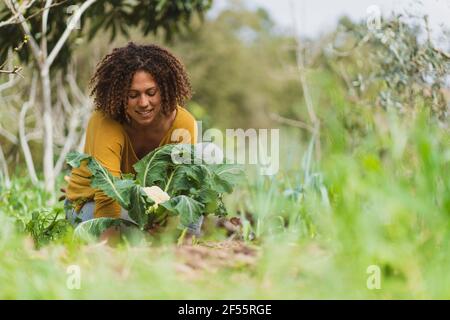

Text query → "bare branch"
[0,74,21,93]
[53,99,66,145]
[41,0,53,57]
[327,34,371,57]
[47,0,97,67]
[57,78,74,114]
[290,2,317,125]
[0,66,24,78]
[0,0,69,29]
[25,130,42,141]
[54,110,80,177]
[67,68,89,105]
[0,0,36,28]
[5,0,41,61]
[289,0,321,161]
[0,54,19,143]
[0,50,22,93]
[54,68,91,174]
[0,125,18,144]
[18,73,38,185]
[0,144,11,188]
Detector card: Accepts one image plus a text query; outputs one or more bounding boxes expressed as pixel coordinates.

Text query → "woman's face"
[126,70,162,127]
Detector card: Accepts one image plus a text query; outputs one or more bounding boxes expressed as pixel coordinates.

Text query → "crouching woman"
[64,42,202,238]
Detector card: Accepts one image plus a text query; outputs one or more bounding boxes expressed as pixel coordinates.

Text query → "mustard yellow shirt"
[66,106,197,218]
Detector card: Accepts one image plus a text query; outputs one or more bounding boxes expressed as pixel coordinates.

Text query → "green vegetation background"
[0,3,449,299]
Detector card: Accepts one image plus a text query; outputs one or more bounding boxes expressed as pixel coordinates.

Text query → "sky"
[211,0,450,39]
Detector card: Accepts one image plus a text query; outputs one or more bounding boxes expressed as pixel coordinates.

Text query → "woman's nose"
[138,94,148,107]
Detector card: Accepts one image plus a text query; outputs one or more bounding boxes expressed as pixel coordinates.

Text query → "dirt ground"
[174,240,260,278]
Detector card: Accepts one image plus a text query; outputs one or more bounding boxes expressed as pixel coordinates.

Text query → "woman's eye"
[128,90,156,98]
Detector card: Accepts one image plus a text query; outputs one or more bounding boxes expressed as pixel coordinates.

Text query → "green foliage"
[161,195,204,228]
[0,176,72,248]
[67,151,135,209]
[66,144,243,233]
[0,110,449,298]
[162,5,302,128]
[0,3,449,299]
[134,144,175,187]
[0,0,212,71]
[25,207,71,248]
[326,14,450,119]
[73,217,120,241]
[127,185,151,229]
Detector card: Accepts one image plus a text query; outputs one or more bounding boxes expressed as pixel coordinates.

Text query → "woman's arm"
[89,114,126,218]
[69,111,125,218]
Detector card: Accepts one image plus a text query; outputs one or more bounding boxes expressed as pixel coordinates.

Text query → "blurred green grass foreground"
[0,2,449,299]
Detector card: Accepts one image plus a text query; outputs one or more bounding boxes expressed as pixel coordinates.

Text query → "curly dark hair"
[90,42,192,123]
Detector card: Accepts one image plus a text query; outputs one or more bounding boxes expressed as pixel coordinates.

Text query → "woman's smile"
[136,108,155,118]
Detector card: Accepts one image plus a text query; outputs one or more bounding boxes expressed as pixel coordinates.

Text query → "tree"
[0,0,212,196]
[161,3,303,129]
[324,14,450,119]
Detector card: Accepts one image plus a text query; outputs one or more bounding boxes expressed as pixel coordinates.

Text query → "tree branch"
[0,66,23,77]
[0,0,36,28]
[0,0,68,29]
[0,50,22,93]
[57,77,74,114]
[5,0,41,62]
[25,130,42,141]
[0,125,18,144]
[0,144,11,188]
[67,68,89,105]
[18,73,39,185]
[54,109,79,177]
[0,74,21,93]
[41,0,53,58]
[47,0,97,67]
[54,68,91,174]
[289,0,321,161]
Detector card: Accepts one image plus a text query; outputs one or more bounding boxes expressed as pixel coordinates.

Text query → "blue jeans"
[64,199,204,236]
[64,199,132,225]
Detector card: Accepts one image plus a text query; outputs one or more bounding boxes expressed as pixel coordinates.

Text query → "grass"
[0,102,449,299]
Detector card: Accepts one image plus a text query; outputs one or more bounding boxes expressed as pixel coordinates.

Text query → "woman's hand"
[58,175,71,201]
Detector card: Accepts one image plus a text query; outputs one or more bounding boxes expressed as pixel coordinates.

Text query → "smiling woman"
[64,42,200,235]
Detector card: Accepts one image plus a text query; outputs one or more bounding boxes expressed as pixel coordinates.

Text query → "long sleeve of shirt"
[66,106,197,218]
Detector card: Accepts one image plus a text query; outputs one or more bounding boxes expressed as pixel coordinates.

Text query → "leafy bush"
[327,14,450,119]
[25,208,71,248]
[0,177,71,248]
[66,143,243,238]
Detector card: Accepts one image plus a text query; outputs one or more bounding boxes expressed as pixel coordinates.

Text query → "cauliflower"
[142,186,170,205]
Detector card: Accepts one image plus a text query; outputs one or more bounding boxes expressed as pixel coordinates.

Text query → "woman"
[65,42,201,236]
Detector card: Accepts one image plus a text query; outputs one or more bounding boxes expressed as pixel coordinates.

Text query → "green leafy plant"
[66,144,243,238]
[25,207,71,248]
[328,14,450,119]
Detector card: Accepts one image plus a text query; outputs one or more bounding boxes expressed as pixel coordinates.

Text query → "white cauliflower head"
[142,186,170,205]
